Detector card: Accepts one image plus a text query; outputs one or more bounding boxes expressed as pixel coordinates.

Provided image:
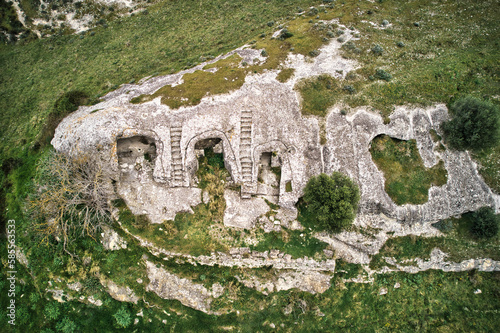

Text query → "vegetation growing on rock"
[296,75,342,117]
[442,96,500,151]
[1,0,500,331]
[303,172,360,232]
[370,135,447,205]
[469,207,499,240]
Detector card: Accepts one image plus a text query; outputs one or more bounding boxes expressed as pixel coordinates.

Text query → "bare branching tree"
[30,150,113,255]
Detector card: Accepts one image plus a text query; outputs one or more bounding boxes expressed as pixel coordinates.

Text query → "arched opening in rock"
[193,137,227,179]
[257,151,281,203]
[369,134,447,205]
[116,136,157,179]
[194,138,223,155]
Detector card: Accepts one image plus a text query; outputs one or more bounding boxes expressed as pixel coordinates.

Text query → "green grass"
[1,1,500,331]
[131,10,340,109]
[276,68,295,83]
[0,0,328,159]
[296,74,343,117]
[371,212,500,269]
[250,227,328,260]
[370,135,448,205]
[474,145,500,194]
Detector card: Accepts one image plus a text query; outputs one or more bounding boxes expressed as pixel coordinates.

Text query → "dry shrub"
[30,150,113,253]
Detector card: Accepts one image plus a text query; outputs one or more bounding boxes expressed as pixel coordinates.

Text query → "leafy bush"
[469,207,499,239]
[113,306,132,328]
[278,28,293,40]
[56,317,78,333]
[371,44,384,55]
[83,276,102,293]
[343,85,356,94]
[309,49,320,57]
[307,7,319,16]
[441,96,500,151]
[375,69,392,81]
[44,302,60,321]
[303,172,360,232]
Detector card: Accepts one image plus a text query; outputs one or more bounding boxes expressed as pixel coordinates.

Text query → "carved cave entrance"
[116,135,157,180]
[257,151,281,203]
[194,137,226,173]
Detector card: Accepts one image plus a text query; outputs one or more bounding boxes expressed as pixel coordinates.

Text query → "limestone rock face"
[100,277,139,304]
[51,26,498,230]
[325,106,497,223]
[145,261,214,313]
[237,270,333,295]
[100,225,127,250]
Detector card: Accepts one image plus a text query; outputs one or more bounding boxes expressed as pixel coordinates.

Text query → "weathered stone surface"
[15,246,29,267]
[237,271,332,295]
[100,276,139,304]
[52,29,497,234]
[67,281,82,292]
[100,225,128,250]
[326,106,497,223]
[145,261,213,313]
[383,248,500,273]
[223,190,268,228]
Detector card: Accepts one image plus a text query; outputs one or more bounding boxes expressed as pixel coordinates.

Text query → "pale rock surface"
[100,225,128,250]
[145,261,214,313]
[100,276,139,304]
[237,270,332,295]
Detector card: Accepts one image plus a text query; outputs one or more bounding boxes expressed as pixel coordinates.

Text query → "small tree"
[469,207,499,239]
[441,96,500,151]
[113,306,132,328]
[30,150,113,254]
[303,172,360,232]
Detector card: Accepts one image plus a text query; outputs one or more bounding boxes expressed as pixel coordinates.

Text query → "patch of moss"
[276,68,295,83]
[131,14,338,109]
[295,74,342,117]
[370,135,448,205]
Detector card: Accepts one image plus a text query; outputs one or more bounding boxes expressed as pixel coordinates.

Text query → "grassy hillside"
[0,0,499,331]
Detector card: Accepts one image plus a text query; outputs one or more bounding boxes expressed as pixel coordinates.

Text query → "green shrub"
[375,69,392,81]
[343,85,356,94]
[83,276,102,293]
[371,44,384,55]
[44,302,60,321]
[307,7,318,16]
[278,28,293,40]
[441,96,500,151]
[309,50,320,57]
[56,317,78,333]
[303,172,360,232]
[469,207,499,239]
[113,306,132,328]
